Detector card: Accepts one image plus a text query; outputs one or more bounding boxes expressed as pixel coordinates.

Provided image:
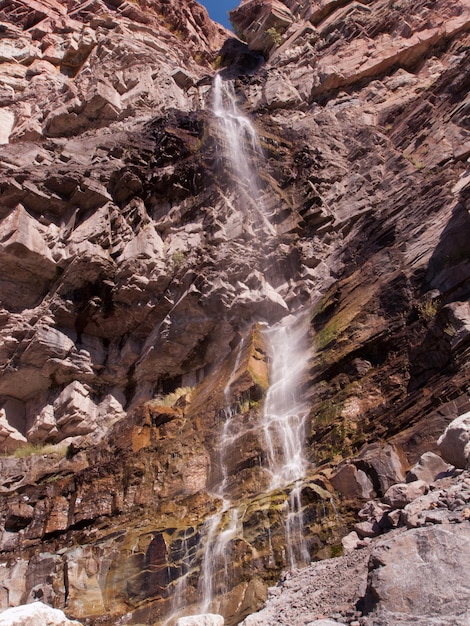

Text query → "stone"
[230,0,295,54]
[0,0,469,624]
[4,502,34,531]
[330,463,375,500]
[176,616,224,626]
[401,490,442,529]
[0,109,15,144]
[405,451,452,484]
[52,381,97,440]
[172,68,195,90]
[307,621,347,626]
[354,520,381,539]
[382,480,428,508]
[363,524,470,623]
[0,602,83,625]
[354,444,406,495]
[438,411,470,469]
[341,530,361,554]
[0,204,56,279]
[0,409,27,453]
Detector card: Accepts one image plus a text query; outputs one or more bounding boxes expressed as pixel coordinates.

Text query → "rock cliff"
[0,0,469,624]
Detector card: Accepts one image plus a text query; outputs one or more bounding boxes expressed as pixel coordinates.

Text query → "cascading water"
[197,337,246,614]
[262,315,311,490]
[262,313,312,568]
[212,74,275,236]
[164,75,312,622]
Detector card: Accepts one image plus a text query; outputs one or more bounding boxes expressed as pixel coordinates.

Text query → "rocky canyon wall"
[0,0,469,624]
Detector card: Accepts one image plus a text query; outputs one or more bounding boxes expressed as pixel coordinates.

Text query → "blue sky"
[199,0,239,30]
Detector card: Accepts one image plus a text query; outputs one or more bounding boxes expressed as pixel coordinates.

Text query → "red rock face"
[0,0,469,624]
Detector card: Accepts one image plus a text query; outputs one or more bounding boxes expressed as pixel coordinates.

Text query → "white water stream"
[213,74,276,236]
[262,314,311,568]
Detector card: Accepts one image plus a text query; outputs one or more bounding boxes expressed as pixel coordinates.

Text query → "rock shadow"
[216,37,265,78]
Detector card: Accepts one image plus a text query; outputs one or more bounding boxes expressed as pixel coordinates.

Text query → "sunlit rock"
[438,411,470,469]
[0,602,82,625]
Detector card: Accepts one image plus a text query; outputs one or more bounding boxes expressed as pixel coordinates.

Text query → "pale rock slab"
[437,410,470,468]
[176,614,224,626]
[0,409,27,453]
[52,381,97,440]
[341,530,362,554]
[405,451,452,484]
[119,224,165,261]
[0,559,28,607]
[382,480,428,508]
[0,602,82,625]
[0,205,56,278]
[0,109,15,144]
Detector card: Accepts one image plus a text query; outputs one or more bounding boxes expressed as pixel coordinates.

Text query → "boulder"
[341,530,361,554]
[0,602,83,625]
[363,523,470,624]
[176,616,224,626]
[382,480,428,508]
[354,443,406,496]
[401,490,443,529]
[330,463,375,500]
[437,411,470,468]
[405,451,452,484]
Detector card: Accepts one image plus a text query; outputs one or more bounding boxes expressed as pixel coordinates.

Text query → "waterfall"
[212,74,276,236]
[164,77,312,623]
[262,313,311,568]
[262,315,310,490]
[197,337,246,613]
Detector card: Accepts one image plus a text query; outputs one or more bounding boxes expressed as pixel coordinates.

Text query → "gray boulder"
[405,451,452,483]
[382,480,427,508]
[362,523,470,624]
[437,411,470,468]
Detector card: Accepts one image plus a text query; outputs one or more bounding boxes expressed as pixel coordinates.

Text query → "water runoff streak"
[212,74,275,236]
[197,337,246,614]
[262,313,312,568]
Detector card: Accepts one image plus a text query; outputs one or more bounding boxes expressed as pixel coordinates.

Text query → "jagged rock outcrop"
[0,0,469,624]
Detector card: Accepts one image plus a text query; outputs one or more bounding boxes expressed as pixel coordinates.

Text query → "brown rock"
[330,463,375,500]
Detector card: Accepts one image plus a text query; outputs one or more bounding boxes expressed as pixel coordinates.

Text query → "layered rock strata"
[0,0,469,624]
